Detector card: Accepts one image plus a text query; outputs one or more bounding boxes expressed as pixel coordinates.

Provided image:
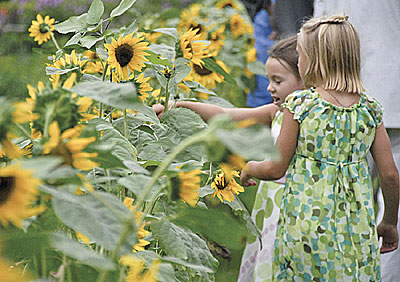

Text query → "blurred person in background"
[314,1,400,281]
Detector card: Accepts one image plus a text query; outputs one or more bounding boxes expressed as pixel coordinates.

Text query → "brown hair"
[297,15,366,93]
[269,36,301,80]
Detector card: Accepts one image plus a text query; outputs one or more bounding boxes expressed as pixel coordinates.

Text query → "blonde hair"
[297,15,366,93]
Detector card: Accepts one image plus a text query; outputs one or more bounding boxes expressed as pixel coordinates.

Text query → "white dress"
[238,111,285,282]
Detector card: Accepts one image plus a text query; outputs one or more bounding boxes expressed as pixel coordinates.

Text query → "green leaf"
[153,28,178,40]
[46,66,79,75]
[54,14,88,34]
[42,186,137,254]
[118,175,160,200]
[149,44,176,60]
[174,57,191,83]
[87,0,104,25]
[182,81,217,95]
[80,35,104,49]
[171,206,247,250]
[123,20,138,36]
[146,50,172,67]
[110,0,137,18]
[151,219,218,279]
[123,160,150,175]
[247,61,267,76]
[202,57,237,86]
[215,125,279,161]
[50,232,115,271]
[20,156,63,179]
[65,33,82,47]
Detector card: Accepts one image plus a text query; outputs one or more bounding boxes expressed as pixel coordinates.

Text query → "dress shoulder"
[282,89,317,122]
[361,93,384,128]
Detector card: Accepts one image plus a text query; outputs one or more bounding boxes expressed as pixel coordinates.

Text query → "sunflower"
[216,0,240,10]
[211,168,244,202]
[174,169,201,206]
[229,13,252,37]
[83,50,104,74]
[28,14,55,45]
[0,253,30,282]
[179,28,209,66]
[120,256,160,282]
[42,122,99,170]
[128,73,153,102]
[104,33,150,81]
[123,198,151,252]
[208,26,226,55]
[246,47,257,63]
[0,162,45,228]
[186,59,229,89]
[12,101,39,125]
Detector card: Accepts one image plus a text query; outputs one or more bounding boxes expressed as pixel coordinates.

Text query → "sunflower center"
[190,24,203,35]
[0,177,15,204]
[193,64,213,76]
[223,4,233,8]
[115,44,134,67]
[215,177,228,190]
[39,23,49,34]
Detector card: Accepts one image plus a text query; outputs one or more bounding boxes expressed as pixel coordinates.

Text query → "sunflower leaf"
[80,35,104,49]
[65,33,82,47]
[202,57,237,86]
[109,0,137,18]
[145,50,173,67]
[174,57,191,83]
[247,61,267,77]
[153,28,178,40]
[54,13,88,34]
[50,232,115,271]
[87,0,104,25]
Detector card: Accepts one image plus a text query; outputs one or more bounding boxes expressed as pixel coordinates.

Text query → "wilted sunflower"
[0,162,45,228]
[186,59,229,89]
[216,0,240,10]
[104,33,150,81]
[211,169,244,202]
[42,122,99,171]
[28,14,55,45]
[123,198,151,252]
[83,50,104,74]
[120,256,160,282]
[229,13,253,37]
[179,28,209,66]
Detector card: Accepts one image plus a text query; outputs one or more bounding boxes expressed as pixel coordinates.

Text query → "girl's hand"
[152,101,174,119]
[377,222,399,253]
[240,164,257,186]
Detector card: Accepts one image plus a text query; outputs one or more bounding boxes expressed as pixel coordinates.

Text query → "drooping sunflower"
[28,14,55,45]
[119,255,160,282]
[83,50,104,74]
[42,122,99,171]
[186,59,229,89]
[104,33,150,81]
[0,162,45,228]
[211,169,244,202]
[229,13,253,37]
[172,169,201,206]
[129,73,153,102]
[216,0,240,10]
[179,28,209,66]
[123,198,151,252]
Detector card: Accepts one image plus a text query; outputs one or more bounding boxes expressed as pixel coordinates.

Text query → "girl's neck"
[315,87,360,108]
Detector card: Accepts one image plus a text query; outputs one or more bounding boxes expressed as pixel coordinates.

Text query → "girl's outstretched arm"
[152,101,278,126]
[240,108,299,185]
[371,124,400,253]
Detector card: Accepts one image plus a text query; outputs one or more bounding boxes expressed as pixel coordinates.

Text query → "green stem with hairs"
[123,109,128,138]
[46,27,61,52]
[163,78,171,113]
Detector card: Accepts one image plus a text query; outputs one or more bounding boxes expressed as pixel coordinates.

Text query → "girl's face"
[266,57,304,111]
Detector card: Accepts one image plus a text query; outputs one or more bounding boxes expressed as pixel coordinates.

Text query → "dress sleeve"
[283,90,314,122]
[365,95,384,127]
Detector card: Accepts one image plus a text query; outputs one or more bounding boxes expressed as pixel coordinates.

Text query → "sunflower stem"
[16,124,34,143]
[123,109,128,138]
[163,78,170,113]
[43,102,56,138]
[41,247,47,278]
[46,27,61,52]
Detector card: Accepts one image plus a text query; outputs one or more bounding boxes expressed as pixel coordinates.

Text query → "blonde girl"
[240,15,399,281]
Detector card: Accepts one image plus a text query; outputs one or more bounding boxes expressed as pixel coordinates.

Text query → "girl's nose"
[267,82,274,93]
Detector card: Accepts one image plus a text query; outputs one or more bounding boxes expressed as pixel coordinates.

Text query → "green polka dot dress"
[272,88,384,281]
[239,111,285,282]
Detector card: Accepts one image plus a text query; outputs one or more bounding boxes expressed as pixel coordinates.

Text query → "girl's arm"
[371,124,399,253]
[153,101,278,126]
[240,108,299,184]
